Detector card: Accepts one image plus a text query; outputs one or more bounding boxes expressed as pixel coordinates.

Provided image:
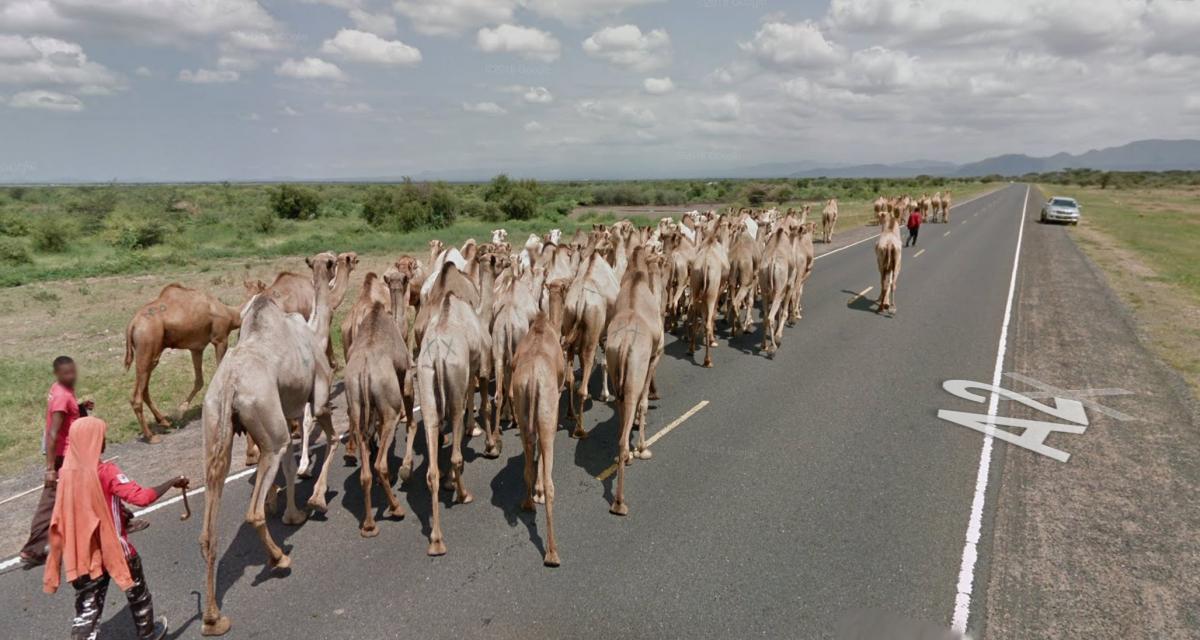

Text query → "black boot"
[126,554,168,640]
[71,573,110,640]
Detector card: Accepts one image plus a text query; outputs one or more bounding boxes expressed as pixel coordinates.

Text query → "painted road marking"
[1004,372,1137,421]
[595,400,709,482]
[848,287,873,305]
[914,249,926,258]
[943,230,952,237]
[950,185,1029,634]
[938,380,1087,462]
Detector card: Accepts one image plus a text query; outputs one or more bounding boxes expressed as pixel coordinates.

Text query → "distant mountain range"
[735,139,1200,179]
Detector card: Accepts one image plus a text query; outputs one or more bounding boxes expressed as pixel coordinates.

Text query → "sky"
[1,0,1198,182]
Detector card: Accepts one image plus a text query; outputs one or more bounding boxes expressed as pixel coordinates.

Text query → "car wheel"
[1040,212,1046,223]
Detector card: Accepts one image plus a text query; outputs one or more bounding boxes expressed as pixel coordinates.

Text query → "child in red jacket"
[905,208,922,247]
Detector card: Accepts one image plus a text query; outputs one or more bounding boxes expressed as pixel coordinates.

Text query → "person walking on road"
[905,207,922,247]
[20,356,92,568]
[43,416,185,640]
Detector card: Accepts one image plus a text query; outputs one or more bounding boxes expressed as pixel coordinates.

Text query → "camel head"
[243,279,267,298]
[306,252,338,283]
[491,228,508,244]
[383,266,410,299]
[337,252,359,275]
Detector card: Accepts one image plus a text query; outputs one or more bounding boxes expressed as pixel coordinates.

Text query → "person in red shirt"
[20,356,92,567]
[905,207,923,247]
[43,416,185,640]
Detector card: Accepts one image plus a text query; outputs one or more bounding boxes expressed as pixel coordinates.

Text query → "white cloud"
[477,24,561,62]
[217,55,258,72]
[1,0,282,46]
[349,8,397,36]
[326,101,373,114]
[832,46,918,93]
[463,101,507,114]
[0,35,122,91]
[394,0,516,36]
[178,68,240,83]
[134,66,152,77]
[524,120,543,131]
[320,29,421,66]
[576,99,656,127]
[281,105,301,116]
[275,57,347,81]
[523,86,553,103]
[643,76,674,94]
[582,25,670,72]
[524,0,665,23]
[8,89,83,111]
[701,93,741,122]
[740,20,842,69]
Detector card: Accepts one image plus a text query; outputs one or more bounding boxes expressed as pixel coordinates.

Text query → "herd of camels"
[118,190,948,635]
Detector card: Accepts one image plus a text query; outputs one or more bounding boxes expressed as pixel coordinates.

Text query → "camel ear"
[305,256,314,268]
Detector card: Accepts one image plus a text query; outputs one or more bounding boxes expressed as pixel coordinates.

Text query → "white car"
[1041,196,1081,225]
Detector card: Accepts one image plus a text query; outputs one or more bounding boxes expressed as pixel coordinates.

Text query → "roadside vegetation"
[1037,183,1200,396]
[0,175,991,472]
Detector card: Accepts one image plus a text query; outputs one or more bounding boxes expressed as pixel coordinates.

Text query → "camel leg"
[297,404,317,479]
[376,408,405,520]
[597,348,613,403]
[243,436,260,467]
[398,375,418,483]
[633,353,657,460]
[610,387,638,517]
[245,436,291,572]
[473,376,489,438]
[449,394,473,505]
[129,347,164,444]
[518,400,537,513]
[487,359,505,458]
[539,422,560,566]
[305,410,339,512]
[179,348,205,417]
[356,426,377,537]
[760,294,772,354]
[574,341,597,438]
[421,398,447,556]
[703,304,715,368]
[199,415,233,637]
[141,383,172,435]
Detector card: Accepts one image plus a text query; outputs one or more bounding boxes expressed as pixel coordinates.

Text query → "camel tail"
[355,365,371,448]
[203,377,237,484]
[123,319,136,371]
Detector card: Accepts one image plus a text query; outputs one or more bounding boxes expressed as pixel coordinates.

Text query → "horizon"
[2,1,1200,182]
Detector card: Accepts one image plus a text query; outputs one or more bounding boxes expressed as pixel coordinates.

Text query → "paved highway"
[1,185,1033,639]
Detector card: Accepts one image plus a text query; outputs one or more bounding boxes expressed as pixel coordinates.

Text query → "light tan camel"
[757,225,793,355]
[563,248,619,439]
[941,190,953,223]
[787,220,816,324]
[931,191,943,221]
[661,226,695,332]
[725,219,758,337]
[687,230,729,368]
[488,265,543,457]
[821,198,839,244]
[415,291,492,556]
[342,279,414,537]
[875,212,903,313]
[918,194,931,223]
[198,252,336,637]
[606,249,665,516]
[510,279,568,566]
[339,271,390,362]
[124,284,249,444]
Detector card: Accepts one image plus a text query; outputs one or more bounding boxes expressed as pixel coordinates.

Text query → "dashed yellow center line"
[596,400,709,481]
[848,286,873,305]
[914,249,926,258]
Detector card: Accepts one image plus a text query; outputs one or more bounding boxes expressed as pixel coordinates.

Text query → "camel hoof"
[533,493,546,505]
[360,524,379,538]
[282,511,307,526]
[543,551,561,567]
[703,360,713,368]
[571,428,589,440]
[428,540,447,556]
[297,467,312,480]
[386,506,406,520]
[635,448,653,460]
[609,502,629,516]
[143,434,162,445]
[598,393,614,403]
[398,464,413,483]
[483,444,501,459]
[271,554,291,570]
[469,425,483,437]
[648,392,661,401]
[305,498,327,513]
[441,433,452,448]
[201,616,232,637]
[458,492,474,505]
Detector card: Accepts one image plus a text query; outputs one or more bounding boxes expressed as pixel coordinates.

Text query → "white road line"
[913,249,926,258]
[848,287,873,304]
[814,187,1003,262]
[595,400,709,481]
[950,185,1029,634]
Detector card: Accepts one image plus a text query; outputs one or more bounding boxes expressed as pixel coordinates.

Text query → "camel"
[787,220,816,324]
[725,219,758,337]
[687,230,729,368]
[488,265,543,457]
[563,248,619,439]
[758,225,793,355]
[415,291,492,556]
[874,212,903,314]
[124,284,249,444]
[661,225,695,331]
[340,271,391,362]
[821,198,839,244]
[341,274,414,537]
[605,249,665,516]
[931,191,943,221]
[918,194,931,223]
[941,190,953,223]
[198,252,337,637]
[510,279,568,566]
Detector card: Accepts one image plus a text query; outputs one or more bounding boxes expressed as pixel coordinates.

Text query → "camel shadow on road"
[841,289,884,315]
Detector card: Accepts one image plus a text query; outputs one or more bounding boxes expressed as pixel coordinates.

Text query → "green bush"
[6,186,28,201]
[361,187,399,228]
[0,213,30,236]
[252,209,277,234]
[66,189,119,232]
[105,213,166,250]
[31,217,75,253]
[501,183,539,221]
[0,237,32,265]
[270,184,321,220]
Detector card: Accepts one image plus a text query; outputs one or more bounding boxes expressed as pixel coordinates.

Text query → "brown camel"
[124,284,249,444]
[563,248,619,438]
[198,252,336,637]
[758,225,793,355]
[510,279,568,566]
[875,212,903,313]
[941,190,953,223]
[931,191,943,221]
[415,291,492,556]
[488,264,543,457]
[687,230,729,368]
[342,279,415,537]
[787,220,816,324]
[821,198,839,244]
[725,219,758,337]
[606,250,665,516]
[339,271,390,362]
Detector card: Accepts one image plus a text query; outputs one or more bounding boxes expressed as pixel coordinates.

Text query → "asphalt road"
[1,185,1032,639]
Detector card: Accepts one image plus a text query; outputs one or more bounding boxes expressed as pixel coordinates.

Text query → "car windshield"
[1051,198,1077,207]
